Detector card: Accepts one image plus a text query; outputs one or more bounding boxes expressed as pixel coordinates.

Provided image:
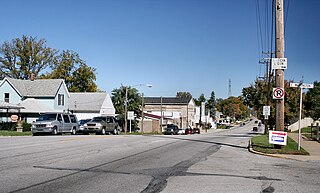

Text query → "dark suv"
[83,116,120,135]
[164,124,179,135]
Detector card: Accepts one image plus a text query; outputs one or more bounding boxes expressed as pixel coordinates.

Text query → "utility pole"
[275,0,285,132]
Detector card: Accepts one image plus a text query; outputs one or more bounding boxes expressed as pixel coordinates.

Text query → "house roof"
[144,97,193,105]
[3,77,65,97]
[19,98,57,113]
[68,92,113,112]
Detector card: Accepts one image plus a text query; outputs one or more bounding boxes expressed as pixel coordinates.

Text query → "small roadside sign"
[269,131,287,146]
[273,87,285,99]
[263,106,270,116]
[271,58,287,70]
[127,111,135,120]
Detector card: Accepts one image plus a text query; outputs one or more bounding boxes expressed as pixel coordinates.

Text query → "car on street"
[83,116,120,135]
[77,119,91,133]
[31,113,79,135]
[163,124,179,135]
[178,128,185,135]
[185,127,194,134]
[193,127,200,134]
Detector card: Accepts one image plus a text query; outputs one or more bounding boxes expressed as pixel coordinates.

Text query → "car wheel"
[32,133,38,136]
[101,128,106,135]
[52,127,58,135]
[113,128,118,135]
[71,127,76,135]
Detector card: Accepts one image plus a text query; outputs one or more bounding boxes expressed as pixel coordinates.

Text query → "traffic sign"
[271,58,287,70]
[127,111,135,120]
[263,106,270,116]
[273,87,285,99]
[301,83,314,89]
[290,82,299,88]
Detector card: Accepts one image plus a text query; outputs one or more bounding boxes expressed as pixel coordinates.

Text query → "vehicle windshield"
[92,117,106,122]
[79,119,91,125]
[37,114,57,121]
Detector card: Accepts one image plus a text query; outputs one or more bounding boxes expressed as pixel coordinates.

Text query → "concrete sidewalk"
[284,132,320,161]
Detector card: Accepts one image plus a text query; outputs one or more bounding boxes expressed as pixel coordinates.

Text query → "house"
[143,97,197,131]
[0,77,69,122]
[68,92,115,120]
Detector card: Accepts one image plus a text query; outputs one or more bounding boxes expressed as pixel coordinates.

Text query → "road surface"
[1,120,319,193]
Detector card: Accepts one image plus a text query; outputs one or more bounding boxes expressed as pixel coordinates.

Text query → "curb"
[247,140,300,161]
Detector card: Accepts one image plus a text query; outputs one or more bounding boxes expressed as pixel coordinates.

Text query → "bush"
[22,122,32,131]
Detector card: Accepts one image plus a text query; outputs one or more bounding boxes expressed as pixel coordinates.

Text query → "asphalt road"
[1,120,319,193]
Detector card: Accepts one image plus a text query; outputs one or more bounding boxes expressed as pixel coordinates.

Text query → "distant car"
[178,128,185,135]
[83,116,120,135]
[254,120,259,124]
[77,119,91,133]
[193,127,200,134]
[164,124,179,135]
[185,127,194,135]
[253,126,258,131]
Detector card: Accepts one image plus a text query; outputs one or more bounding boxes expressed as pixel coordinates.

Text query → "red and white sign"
[273,87,284,99]
[269,131,287,146]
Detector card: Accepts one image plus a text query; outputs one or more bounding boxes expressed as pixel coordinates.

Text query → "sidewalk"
[284,132,320,161]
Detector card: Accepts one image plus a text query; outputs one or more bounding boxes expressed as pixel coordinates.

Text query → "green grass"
[0,130,32,136]
[292,127,312,134]
[292,127,320,142]
[251,134,309,155]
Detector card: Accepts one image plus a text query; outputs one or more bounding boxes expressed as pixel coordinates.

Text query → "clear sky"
[1,0,319,99]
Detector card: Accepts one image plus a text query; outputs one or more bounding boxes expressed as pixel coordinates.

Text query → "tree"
[216,96,250,120]
[305,81,320,120]
[111,86,142,130]
[194,94,206,106]
[176,92,192,99]
[0,35,57,79]
[207,91,216,118]
[43,50,97,92]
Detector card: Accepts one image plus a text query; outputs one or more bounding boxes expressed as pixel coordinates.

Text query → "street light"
[124,84,152,134]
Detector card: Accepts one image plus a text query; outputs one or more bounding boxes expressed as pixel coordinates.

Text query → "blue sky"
[1,0,319,99]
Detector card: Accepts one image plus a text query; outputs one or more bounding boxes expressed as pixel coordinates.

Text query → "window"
[70,115,77,123]
[58,94,64,106]
[4,93,9,103]
[63,115,70,123]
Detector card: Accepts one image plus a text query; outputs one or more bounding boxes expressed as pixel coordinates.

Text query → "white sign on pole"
[290,82,299,88]
[273,87,285,99]
[269,131,287,146]
[271,58,287,70]
[301,83,314,89]
[263,106,270,116]
[127,111,135,120]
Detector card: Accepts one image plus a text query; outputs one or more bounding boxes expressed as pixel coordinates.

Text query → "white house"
[68,92,115,120]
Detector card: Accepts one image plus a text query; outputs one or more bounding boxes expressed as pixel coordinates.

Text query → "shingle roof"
[68,92,111,112]
[144,97,192,105]
[5,77,64,97]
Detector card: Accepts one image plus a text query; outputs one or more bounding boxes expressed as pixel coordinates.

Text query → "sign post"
[127,111,135,133]
[290,82,314,150]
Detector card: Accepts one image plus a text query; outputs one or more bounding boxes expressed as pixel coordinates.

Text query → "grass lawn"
[0,130,32,136]
[251,134,309,155]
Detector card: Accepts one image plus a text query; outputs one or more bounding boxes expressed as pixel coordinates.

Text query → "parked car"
[193,127,200,134]
[83,116,120,135]
[185,127,194,135]
[164,124,179,135]
[77,119,91,133]
[31,113,79,135]
[178,128,185,135]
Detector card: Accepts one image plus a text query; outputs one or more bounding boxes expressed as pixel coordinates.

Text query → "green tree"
[176,92,192,99]
[207,91,216,118]
[216,96,249,120]
[194,94,206,106]
[43,50,97,92]
[111,86,142,130]
[305,81,320,120]
[0,35,57,79]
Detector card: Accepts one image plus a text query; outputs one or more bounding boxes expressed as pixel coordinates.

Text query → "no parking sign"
[273,87,284,99]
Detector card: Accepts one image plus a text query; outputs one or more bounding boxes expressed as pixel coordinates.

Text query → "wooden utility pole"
[275,0,285,132]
